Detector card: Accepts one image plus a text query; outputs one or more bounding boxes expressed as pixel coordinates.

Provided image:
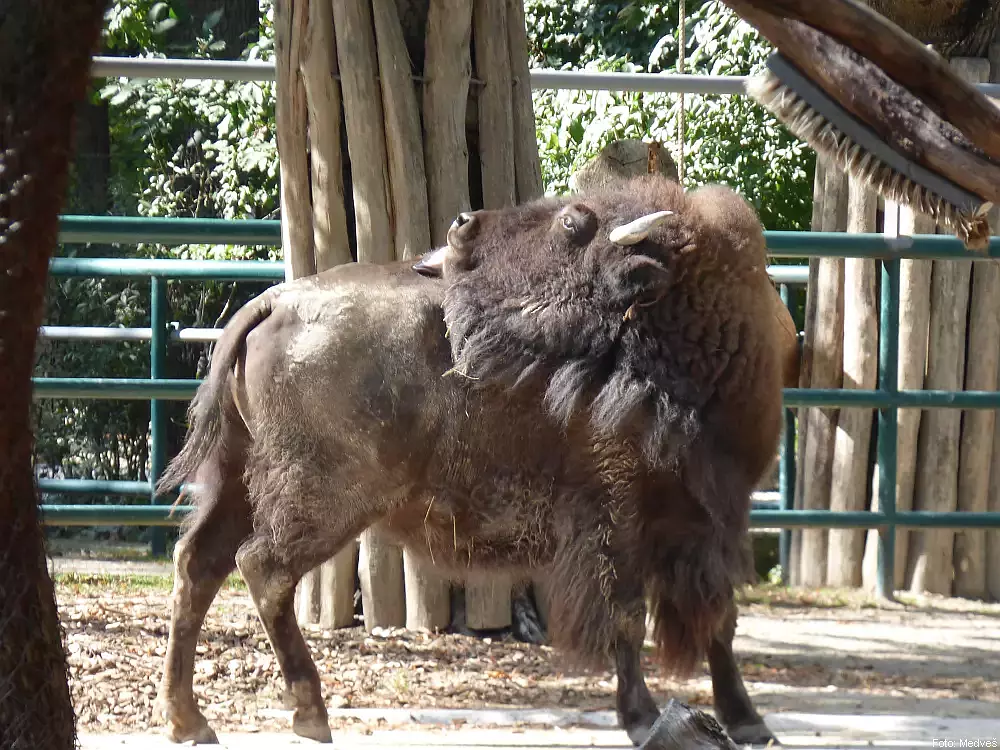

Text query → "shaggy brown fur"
[155,175,782,747]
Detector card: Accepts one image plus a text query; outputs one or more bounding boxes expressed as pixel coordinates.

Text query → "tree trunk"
[827,176,878,587]
[0,0,109,745]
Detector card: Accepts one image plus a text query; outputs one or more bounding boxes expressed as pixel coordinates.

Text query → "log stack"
[276,0,544,632]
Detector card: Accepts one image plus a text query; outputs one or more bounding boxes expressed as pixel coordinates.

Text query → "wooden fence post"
[358,529,406,630]
[906,58,986,596]
[827,175,878,587]
[795,160,847,586]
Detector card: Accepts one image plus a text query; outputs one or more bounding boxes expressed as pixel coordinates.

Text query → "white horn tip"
[609,210,674,245]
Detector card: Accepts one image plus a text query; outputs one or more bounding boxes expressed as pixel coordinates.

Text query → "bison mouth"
[412,246,449,278]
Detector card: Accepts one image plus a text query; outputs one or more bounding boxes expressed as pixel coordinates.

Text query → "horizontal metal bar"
[37,479,151,496]
[39,504,193,526]
[39,326,224,343]
[529,70,748,95]
[50,256,284,280]
[37,503,1000,528]
[58,215,282,247]
[767,231,1000,260]
[35,378,999,409]
[767,265,808,285]
[750,510,1000,529]
[88,57,1000,99]
[33,378,200,400]
[784,388,1000,409]
[58,215,1000,261]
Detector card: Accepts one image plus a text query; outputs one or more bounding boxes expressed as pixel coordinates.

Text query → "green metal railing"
[36,216,1000,597]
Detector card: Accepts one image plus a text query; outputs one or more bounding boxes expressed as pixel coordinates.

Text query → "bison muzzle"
[154,175,784,747]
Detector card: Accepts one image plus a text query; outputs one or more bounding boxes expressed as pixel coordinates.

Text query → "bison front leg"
[615,637,661,745]
[707,602,776,746]
[235,539,333,743]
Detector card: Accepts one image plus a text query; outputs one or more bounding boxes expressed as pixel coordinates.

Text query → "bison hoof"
[163,718,219,745]
[293,710,333,743]
[727,721,779,747]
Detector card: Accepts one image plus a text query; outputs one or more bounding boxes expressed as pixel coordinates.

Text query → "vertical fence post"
[876,258,900,600]
[778,283,795,585]
[149,276,167,558]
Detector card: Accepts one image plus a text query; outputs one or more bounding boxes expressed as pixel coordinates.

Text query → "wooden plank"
[505,0,543,202]
[827,174,878,587]
[358,528,406,631]
[373,0,432,260]
[333,0,394,264]
[275,0,314,280]
[301,0,351,271]
[472,0,516,209]
[423,0,473,245]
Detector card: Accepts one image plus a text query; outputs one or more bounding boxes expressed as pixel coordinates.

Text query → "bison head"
[413,175,770,463]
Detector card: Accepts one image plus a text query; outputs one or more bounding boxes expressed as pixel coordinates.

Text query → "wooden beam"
[724,0,1000,162]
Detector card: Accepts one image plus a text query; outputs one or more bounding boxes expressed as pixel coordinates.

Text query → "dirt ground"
[53,570,1000,738]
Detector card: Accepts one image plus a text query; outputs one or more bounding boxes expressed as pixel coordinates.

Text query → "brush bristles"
[747,70,991,249]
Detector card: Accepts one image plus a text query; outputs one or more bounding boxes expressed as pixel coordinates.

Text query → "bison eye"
[555,204,597,245]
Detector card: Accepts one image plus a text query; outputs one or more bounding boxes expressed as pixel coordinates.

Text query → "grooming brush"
[748,52,993,248]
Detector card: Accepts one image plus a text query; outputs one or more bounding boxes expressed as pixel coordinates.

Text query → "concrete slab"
[78,712,1000,750]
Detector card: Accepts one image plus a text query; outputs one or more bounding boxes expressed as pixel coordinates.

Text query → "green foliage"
[527,0,816,231]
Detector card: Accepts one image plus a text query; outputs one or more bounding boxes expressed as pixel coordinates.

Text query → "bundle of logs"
[791,54,1000,601]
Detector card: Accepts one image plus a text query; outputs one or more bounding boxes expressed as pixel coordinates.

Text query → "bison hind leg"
[156,452,253,744]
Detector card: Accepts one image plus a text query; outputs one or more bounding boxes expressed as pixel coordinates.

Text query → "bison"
[154,174,785,747]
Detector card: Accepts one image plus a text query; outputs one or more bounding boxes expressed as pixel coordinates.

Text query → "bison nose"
[447,211,479,251]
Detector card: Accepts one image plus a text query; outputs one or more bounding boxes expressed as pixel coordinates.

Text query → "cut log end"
[638,700,743,750]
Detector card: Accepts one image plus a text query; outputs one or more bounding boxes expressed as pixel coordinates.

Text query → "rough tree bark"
[0,0,109,745]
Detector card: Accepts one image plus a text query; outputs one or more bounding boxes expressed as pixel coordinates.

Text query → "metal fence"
[35,57,1000,600]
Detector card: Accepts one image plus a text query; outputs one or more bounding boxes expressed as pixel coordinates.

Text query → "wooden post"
[332,0,393,264]
[423,0,473,245]
[403,549,451,631]
[796,161,847,587]
[790,158,826,585]
[275,0,314,280]
[955,54,1000,600]
[827,175,877,587]
[505,0,544,202]
[358,529,406,630]
[456,0,518,629]
[373,0,432,260]
[906,58,985,596]
[301,0,351,270]
[292,0,355,630]
[861,201,934,593]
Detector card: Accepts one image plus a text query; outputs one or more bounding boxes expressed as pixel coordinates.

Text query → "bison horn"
[608,210,673,245]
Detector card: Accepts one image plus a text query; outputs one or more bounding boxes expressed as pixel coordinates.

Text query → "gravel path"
[53,571,1000,738]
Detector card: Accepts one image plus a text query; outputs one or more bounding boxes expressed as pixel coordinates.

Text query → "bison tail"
[155,291,275,497]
